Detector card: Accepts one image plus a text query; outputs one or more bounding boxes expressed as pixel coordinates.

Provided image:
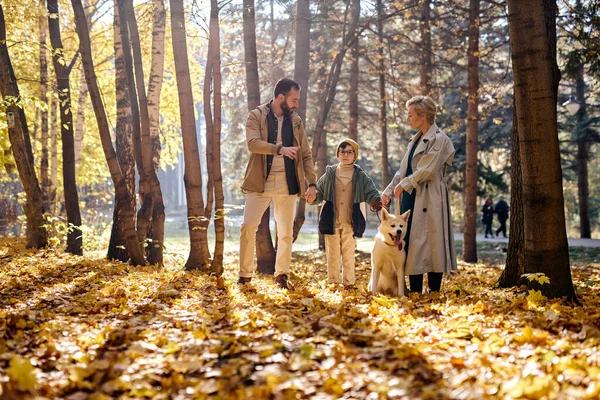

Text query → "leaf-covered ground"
[1,237,600,399]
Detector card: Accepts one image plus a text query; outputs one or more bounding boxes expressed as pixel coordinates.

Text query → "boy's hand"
[305,186,317,204]
[280,146,300,160]
[381,194,391,207]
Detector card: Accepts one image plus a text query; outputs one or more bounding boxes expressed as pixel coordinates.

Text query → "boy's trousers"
[325,224,356,285]
[239,172,297,278]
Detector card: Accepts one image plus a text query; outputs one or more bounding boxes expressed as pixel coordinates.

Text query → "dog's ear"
[401,210,411,222]
[381,207,390,220]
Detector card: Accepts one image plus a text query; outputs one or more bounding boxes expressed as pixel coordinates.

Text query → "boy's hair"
[274,78,301,98]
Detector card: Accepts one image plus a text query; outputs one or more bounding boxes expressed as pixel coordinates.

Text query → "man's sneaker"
[275,274,291,290]
[237,277,252,285]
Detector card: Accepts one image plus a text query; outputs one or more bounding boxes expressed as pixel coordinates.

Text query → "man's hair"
[274,78,301,98]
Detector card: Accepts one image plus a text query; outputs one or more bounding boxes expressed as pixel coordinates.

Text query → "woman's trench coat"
[383,123,457,275]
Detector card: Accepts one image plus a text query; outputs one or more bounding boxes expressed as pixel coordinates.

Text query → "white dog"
[368,208,411,297]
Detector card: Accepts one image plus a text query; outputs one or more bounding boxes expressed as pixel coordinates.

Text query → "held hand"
[305,186,317,204]
[280,146,300,160]
[394,184,404,199]
[381,194,391,208]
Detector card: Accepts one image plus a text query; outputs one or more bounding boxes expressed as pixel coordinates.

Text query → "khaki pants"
[325,224,356,285]
[239,173,297,278]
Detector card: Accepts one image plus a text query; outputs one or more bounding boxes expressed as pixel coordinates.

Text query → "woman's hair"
[406,96,437,124]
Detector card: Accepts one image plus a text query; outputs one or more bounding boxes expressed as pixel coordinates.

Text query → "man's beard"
[281,101,293,117]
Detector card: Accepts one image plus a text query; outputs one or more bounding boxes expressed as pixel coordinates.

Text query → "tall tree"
[121,0,166,264]
[107,2,136,262]
[291,0,311,242]
[48,0,83,255]
[0,5,48,249]
[420,0,433,95]
[39,11,51,212]
[204,0,225,275]
[574,64,590,238]
[50,98,58,212]
[463,0,480,263]
[116,0,154,248]
[71,0,145,265]
[377,0,389,188]
[243,0,276,273]
[73,0,91,170]
[171,0,210,271]
[507,0,575,300]
[348,0,359,143]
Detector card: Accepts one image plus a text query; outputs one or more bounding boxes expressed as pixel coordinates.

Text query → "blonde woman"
[381,96,457,293]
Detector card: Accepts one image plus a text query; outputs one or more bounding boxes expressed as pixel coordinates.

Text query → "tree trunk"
[204,0,224,275]
[122,0,166,265]
[463,0,479,263]
[47,0,83,255]
[0,5,47,249]
[575,64,590,238]
[170,0,210,271]
[420,0,432,95]
[50,98,58,212]
[71,0,145,265]
[244,0,276,273]
[74,0,91,172]
[377,0,389,188]
[507,0,576,300]
[116,0,154,249]
[498,95,524,287]
[348,1,359,143]
[107,2,136,263]
[292,0,311,243]
[39,13,51,212]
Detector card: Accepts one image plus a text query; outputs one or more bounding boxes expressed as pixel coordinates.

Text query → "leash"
[371,193,402,221]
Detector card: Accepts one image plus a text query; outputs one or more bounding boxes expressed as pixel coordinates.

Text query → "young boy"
[311,139,381,290]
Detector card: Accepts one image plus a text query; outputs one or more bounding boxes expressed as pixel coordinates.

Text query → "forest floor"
[1,237,600,399]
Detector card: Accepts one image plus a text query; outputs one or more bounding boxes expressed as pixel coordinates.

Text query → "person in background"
[494,194,509,238]
[481,197,494,238]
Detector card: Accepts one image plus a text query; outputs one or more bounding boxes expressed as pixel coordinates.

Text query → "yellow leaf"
[527,289,546,303]
[165,342,181,354]
[7,355,37,392]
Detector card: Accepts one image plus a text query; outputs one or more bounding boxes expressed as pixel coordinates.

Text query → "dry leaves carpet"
[1,238,600,399]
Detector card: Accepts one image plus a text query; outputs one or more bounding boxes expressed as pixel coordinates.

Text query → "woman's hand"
[381,194,391,207]
[394,184,404,199]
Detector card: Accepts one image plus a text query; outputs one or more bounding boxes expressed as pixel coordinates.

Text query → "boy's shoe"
[237,277,252,285]
[275,274,291,290]
[344,284,356,291]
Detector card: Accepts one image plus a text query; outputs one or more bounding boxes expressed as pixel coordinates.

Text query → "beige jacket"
[384,123,457,275]
[241,103,317,195]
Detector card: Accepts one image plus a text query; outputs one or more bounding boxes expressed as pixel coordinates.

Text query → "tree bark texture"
[420,0,432,95]
[48,0,83,255]
[377,0,389,188]
[575,64,590,239]
[0,6,48,249]
[39,14,51,213]
[71,0,145,265]
[108,2,137,263]
[170,0,210,271]
[507,0,576,300]
[463,0,480,263]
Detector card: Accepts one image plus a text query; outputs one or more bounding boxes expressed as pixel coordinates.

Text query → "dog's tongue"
[393,235,401,246]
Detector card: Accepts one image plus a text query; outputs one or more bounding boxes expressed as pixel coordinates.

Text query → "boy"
[311,139,381,290]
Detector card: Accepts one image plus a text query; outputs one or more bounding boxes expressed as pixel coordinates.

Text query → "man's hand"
[394,184,404,199]
[305,186,317,204]
[280,146,300,160]
[381,194,391,208]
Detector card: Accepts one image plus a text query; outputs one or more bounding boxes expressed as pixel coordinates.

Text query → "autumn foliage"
[1,238,599,399]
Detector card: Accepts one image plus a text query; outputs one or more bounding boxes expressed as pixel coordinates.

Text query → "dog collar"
[384,241,403,251]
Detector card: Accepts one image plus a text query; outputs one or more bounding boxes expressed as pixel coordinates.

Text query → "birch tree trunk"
[48,0,83,255]
[507,0,575,300]
[170,0,210,271]
[71,0,145,265]
[463,0,480,263]
[0,5,47,249]
[50,98,58,212]
[122,0,166,265]
[107,2,136,262]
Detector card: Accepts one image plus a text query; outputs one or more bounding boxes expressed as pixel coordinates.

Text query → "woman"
[481,197,495,238]
[381,96,457,293]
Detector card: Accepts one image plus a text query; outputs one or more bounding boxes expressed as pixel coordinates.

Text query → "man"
[495,194,509,238]
[238,78,317,289]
